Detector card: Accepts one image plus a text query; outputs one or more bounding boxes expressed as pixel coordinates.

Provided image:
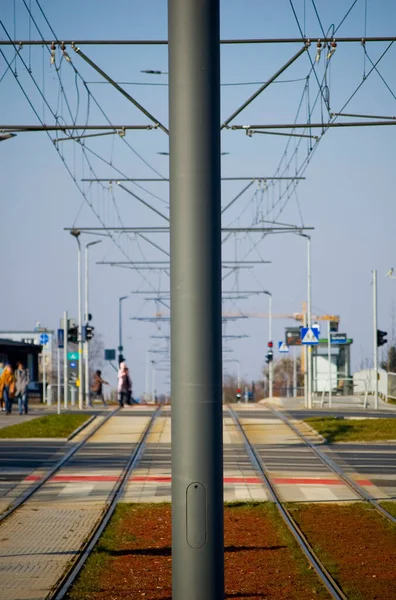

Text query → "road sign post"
[57,346,61,414]
[63,311,68,409]
[373,269,379,410]
[169,1,224,598]
[328,320,332,408]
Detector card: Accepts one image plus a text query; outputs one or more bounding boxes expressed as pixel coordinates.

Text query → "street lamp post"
[300,234,312,409]
[118,296,128,364]
[70,230,84,410]
[151,360,156,403]
[85,240,102,407]
[264,291,273,399]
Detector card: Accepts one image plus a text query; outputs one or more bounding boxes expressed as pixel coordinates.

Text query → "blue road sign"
[104,349,116,361]
[69,361,77,369]
[39,333,49,345]
[330,333,347,344]
[278,341,289,353]
[301,327,319,345]
[57,329,64,349]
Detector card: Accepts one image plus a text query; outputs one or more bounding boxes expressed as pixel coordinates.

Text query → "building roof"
[0,338,42,352]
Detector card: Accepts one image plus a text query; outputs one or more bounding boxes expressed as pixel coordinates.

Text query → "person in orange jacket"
[0,365,16,415]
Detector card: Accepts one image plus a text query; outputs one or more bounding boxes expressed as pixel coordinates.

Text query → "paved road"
[0,440,66,501]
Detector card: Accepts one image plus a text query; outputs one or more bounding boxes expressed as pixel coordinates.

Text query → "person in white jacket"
[117,362,129,407]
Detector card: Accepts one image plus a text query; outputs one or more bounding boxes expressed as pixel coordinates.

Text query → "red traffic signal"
[268,341,273,348]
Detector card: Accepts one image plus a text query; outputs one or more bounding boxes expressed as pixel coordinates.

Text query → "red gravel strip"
[290,503,396,600]
[69,503,329,600]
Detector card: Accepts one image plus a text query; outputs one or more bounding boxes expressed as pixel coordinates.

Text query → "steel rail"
[228,405,348,600]
[52,407,161,599]
[266,405,396,525]
[0,408,119,524]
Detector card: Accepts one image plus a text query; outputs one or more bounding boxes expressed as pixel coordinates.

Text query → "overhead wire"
[14,0,171,293]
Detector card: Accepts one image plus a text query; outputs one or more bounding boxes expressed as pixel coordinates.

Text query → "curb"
[67,415,96,441]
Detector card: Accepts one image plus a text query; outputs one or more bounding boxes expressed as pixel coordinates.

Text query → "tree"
[222,373,252,403]
[262,356,303,397]
[381,345,396,373]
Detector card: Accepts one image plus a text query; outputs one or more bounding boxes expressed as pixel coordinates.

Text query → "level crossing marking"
[23,474,374,485]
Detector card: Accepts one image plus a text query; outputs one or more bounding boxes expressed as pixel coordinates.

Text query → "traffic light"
[236,388,242,400]
[67,325,78,343]
[118,354,125,365]
[85,325,95,341]
[268,341,273,348]
[265,350,273,364]
[377,330,388,347]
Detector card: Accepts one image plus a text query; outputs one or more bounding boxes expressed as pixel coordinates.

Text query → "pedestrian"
[118,362,129,407]
[0,362,5,411]
[124,367,135,405]
[90,370,109,406]
[14,361,30,415]
[0,365,16,415]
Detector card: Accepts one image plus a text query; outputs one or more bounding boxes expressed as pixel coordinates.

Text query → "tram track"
[228,405,348,600]
[52,406,160,599]
[265,405,396,525]
[0,407,160,600]
[0,407,120,524]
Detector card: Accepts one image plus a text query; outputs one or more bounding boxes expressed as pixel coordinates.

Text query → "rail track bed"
[0,407,159,600]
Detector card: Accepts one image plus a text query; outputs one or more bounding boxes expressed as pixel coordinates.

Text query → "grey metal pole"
[373,269,379,409]
[57,346,61,414]
[118,296,128,364]
[303,313,308,408]
[146,349,150,402]
[267,293,273,400]
[85,240,101,405]
[293,347,297,397]
[63,310,68,409]
[328,320,332,408]
[168,0,224,598]
[42,348,46,405]
[77,238,84,410]
[151,360,156,403]
[307,236,312,409]
[85,245,89,407]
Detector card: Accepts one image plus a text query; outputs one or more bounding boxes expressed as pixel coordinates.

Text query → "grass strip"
[0,414,90,438]
[380,501,396,518]
[305,416,396,442]
[67,504,136,599]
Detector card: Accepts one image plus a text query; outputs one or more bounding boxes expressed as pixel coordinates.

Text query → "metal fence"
[388,372,396,401]
[313,376,369,408]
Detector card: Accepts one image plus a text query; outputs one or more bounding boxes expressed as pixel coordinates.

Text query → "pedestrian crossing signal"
[377,330,387,347]
[67,326,78,344]
[265,350,273,364]
[236,389,241,400]
[85,325,94,341]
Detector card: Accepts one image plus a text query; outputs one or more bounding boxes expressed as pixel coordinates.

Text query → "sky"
[1,0,396,395]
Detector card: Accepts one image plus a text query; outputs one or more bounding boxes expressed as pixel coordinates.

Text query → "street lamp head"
[70,229,81,239]
[86,239,102,249]
[386,268,394,278]
[119,295,128,302]
[0,132,16,142]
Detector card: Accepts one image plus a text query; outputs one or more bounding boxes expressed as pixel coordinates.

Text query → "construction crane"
[221,312,340,324]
